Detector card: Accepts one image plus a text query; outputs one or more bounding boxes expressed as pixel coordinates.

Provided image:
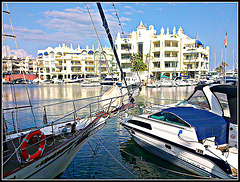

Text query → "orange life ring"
[195,79,199,82]
[230,134,236,139]
[20,130,46,161]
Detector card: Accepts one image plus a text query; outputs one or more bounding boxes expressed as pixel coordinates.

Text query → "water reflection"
[2,84,197,179]
[2,84,110,109]
[119,138,196,179]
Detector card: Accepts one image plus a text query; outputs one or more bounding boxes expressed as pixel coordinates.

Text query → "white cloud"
[3,5,131,55]
[123,5,144,14]
[2,45,34,58]
[124,11,132,15]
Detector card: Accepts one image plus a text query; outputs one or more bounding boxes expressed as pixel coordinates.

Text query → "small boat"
[52,78,65,84]
[11,78,29,84]
[39,79,54,84]
[3,78,10,84]
[67,76,84,83]
[117,77,140,88]
[80,80,102,87]
[173,76,192,86]
[220,77,238,86]
[158,79,175,87]
[121,84,237,179]
[146,80,161,88]
[100,75,118,86]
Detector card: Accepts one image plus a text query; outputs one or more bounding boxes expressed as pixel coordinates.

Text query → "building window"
[165,61,177,68]
[138,43,143,59]
[121,53,132,59]
[121,44,132,50]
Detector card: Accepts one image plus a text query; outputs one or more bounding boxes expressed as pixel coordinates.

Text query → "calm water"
[2,83,202,179]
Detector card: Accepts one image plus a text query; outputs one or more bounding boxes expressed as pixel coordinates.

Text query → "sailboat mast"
[232,50,234,72]
[96,3,134,101]
[147,40,151,83]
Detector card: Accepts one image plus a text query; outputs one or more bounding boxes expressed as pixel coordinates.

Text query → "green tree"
[216,61,228,75]
[130,53,147,83]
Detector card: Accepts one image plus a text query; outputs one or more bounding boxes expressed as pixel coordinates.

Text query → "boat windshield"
[212,92,230,118]
[177,90,210,110]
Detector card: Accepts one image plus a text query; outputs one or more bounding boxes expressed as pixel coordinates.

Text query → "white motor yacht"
[121,84,237,179]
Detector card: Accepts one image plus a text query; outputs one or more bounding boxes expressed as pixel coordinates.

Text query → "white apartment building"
[37,44,118,81]
[2,56,37,74]
[115,21,209,79]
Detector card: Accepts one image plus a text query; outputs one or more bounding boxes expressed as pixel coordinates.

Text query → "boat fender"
[20,130,46,161]
[178,130,183,136]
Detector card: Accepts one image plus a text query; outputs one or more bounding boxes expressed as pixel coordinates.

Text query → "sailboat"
[3,3,139,179]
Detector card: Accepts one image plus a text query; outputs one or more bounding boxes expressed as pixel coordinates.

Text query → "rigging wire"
[112,3,125,38]
[85,3,112,78]
[96,2,134,103]
[3,2,37,128]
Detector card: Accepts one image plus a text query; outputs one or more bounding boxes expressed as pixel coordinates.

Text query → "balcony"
[85,64,94,67]
[164,46,179,51]
[163,57,178,62]
[183,58,199,63]
[71,65,81,68]
[71,68,82,73]
[152,67,162,72]
[152,58,161,62]
[164,67,179,72]
[152,47,161,52]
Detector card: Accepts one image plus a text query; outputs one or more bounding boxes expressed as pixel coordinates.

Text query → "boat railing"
[3,86,140,168]
[139,97,182,113]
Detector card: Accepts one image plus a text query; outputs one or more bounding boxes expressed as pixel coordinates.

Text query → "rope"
[112,3,125,38]
[97,134,212,179]
[3,2,37,128]
[85,3,112,77]
[94,137,138,178]
[5,3,19,58]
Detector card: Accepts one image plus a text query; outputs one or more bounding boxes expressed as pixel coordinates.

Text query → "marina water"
[3,84,203,179]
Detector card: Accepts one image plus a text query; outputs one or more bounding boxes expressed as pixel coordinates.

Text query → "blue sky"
[2,2,238,71]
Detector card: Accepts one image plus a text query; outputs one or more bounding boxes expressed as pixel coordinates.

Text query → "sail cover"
[162,107,229,145]
[100,85,121,112]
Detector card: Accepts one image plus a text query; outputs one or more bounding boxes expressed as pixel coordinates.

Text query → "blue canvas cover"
[162,107,229,145]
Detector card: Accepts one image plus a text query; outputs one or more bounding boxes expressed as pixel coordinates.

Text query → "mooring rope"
[94,136,138,178]
[95,130,213,179]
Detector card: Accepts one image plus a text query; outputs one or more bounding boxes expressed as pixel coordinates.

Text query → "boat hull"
[122,124,233,179]
[4,121,104,179]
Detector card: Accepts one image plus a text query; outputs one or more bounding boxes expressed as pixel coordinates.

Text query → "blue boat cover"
[162,107,229,145]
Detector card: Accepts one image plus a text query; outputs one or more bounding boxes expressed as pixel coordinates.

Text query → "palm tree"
[130,53,147,83]
[217,61,228,75]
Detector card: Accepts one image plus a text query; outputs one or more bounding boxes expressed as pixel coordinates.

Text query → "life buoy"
[20,130,46,161]
[195,79,199,82]
[230,134,236,139]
